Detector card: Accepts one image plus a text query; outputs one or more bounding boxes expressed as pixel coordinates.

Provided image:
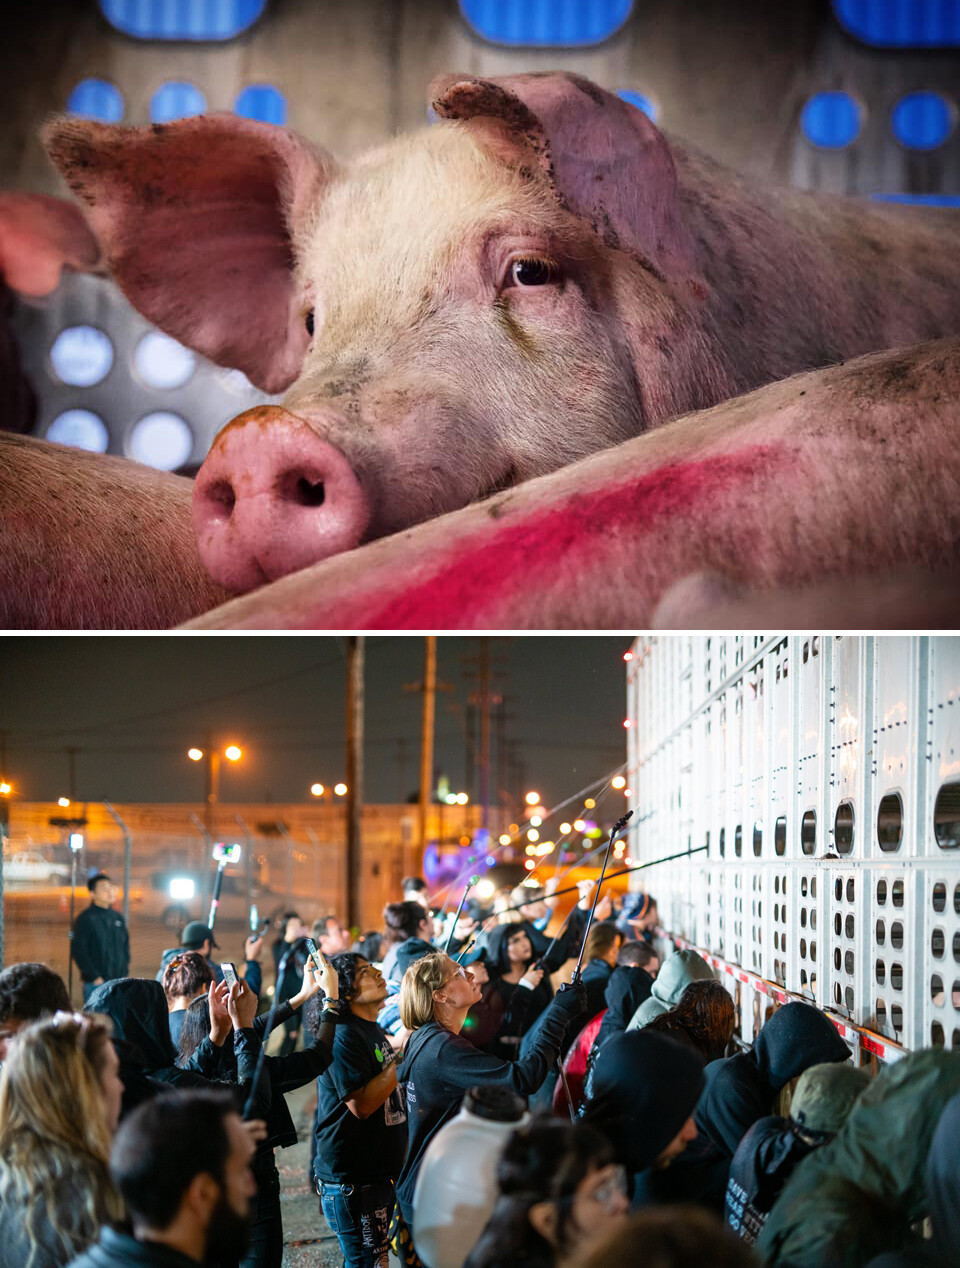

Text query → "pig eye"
[509,258,556,287]
[305,310,315,336]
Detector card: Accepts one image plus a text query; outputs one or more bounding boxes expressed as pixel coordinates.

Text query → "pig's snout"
[192,405,369,592]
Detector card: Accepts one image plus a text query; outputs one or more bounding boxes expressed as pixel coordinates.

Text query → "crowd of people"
[0,867,957,1268]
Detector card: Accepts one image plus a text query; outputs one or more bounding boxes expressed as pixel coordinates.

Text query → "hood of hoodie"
[391,937,435,985]
[927,1089,960,1256]
[86,977,176,1069]
[757,1048,960,1264]
[753,1002,851,1092]
[629,950,715,1028]
[584,1030,704,1174]
[603,966,653,1032]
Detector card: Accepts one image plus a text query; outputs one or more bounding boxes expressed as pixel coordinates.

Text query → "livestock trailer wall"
[627,635,960,1065]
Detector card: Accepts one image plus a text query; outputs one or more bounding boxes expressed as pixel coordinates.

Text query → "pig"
[0,191,102,435]
[41,72,960,598]
[179,336,960,630]
[0,433,227,629]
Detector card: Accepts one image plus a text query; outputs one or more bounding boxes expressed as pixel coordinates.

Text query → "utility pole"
[418,637,436,878]
[462,640,508,832]
[345,637,365,929]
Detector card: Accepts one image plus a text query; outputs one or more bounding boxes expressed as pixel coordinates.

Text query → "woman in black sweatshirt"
[394,951,586,1237]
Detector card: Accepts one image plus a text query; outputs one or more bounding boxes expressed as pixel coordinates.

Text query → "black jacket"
[396,993,575,1224]
[68,1227,198,1268]
[724,1115,817,1244]
[71,903,129,983]
[582,966,656,1102]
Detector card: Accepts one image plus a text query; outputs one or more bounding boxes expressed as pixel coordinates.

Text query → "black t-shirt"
[314,1011,407,1183]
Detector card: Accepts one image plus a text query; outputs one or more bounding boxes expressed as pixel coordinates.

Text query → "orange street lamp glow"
[224,745,242,762]
[58,796,70,808]
[334,783,348,796]
[0,781,11,795]
[311,783,325,797]
[187,747,203,761]
[584,798,596,810]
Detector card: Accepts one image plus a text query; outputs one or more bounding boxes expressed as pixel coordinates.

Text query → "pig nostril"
[293,476,326,508]
[206,480,236,514]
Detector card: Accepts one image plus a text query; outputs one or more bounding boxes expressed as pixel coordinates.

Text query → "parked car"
[3,850,71,884]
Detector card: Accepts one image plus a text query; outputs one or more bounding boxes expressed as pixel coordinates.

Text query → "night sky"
[1,636,632,808]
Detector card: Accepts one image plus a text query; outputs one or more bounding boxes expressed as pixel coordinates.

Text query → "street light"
[334,783,347,796]
[311,783,325,797]
[224,746,242,763]
[187,741,245,838]
[525,791,540,805]
[58,796,70,808]
[0,781,10,796]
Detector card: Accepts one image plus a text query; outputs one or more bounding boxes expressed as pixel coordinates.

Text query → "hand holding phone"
[221,961,238,989]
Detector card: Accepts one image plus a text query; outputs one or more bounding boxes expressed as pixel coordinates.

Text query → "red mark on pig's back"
[344,443,789,628]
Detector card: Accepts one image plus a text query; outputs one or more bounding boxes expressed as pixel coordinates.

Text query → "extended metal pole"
[417,637,436,878]
[444,875,479,953]
[572,811,632,981]
[67,849,78,1000]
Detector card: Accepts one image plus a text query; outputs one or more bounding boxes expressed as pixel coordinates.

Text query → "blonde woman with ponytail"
[0,1012,125,1268]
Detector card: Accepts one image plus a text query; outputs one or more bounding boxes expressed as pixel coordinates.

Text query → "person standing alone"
[71,872,129,1003]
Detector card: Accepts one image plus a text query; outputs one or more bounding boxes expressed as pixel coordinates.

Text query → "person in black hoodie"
[481,924,553,1061]
[71,874,129,1003]
[667,999,850,1213]
[577,924,624,1024]
[395,951,587,1241]
[582,1030,705,1206]
[581,942,660,1104]
[179,956,338,1268]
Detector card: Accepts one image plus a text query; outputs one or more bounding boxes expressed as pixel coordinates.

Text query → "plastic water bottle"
[411,1085,529,1268]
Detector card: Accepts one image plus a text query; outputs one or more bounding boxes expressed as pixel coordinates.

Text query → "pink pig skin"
[0,434,227,629]
[181,337,960,631]
[43,73,960,594]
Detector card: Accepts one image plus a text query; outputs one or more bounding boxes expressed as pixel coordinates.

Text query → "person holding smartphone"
[315,952,407,1268]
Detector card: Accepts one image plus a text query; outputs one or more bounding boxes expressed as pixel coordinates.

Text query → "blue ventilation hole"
[134,332,196,390]
[127,412,194,470]
[150,82,207,124]
[66,79,124,123]
[99,0,267,41]
[891,92,955,149]
[235,85,287,125]
[833,0,960,47]
[801,92,863,148]
[46,409,110,452]
[872,193,960,207]
[50,327,114,387]
[618,90,658,121]
[460,0,633,47]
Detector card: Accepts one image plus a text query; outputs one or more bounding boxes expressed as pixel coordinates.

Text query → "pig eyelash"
[504,257,560,289]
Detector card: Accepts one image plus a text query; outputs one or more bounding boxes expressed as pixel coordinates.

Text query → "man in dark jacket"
[68,1089,257,1268]
[71,872,129,1002]
[157,920,263,998]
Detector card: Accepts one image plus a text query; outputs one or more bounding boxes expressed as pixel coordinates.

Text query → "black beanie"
[583,1030,705,1173]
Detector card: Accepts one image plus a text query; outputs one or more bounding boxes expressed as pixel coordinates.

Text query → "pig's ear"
[0,193,102,297]
[430,72,695,282]
[42,114,337,394]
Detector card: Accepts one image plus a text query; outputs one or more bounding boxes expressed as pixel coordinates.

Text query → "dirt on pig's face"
[282,123,650,539]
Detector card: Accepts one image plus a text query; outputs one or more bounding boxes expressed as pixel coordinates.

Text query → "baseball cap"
[181,921,218,950]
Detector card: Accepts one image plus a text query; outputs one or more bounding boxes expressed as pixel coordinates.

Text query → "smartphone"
[221,962,238,989]
[249,905,259,933]
[304,937,325,974]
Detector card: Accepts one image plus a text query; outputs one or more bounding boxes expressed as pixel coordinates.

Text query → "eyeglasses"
[583,1166,628,1213]
[440,965,471,987]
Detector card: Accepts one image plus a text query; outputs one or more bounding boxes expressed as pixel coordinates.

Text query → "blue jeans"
[318,1178,394,1268]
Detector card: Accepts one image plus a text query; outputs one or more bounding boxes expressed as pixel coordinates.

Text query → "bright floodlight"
[498,833,511,845]
[187,748,203,761]
[169,876,196,901]
[334,783,347,796]
[224,745,242,762]
[612,776,626,789]
[68,832,84,851]
[455,792,469,805]
[311,783,324,797]
[0,781,10,795]
[525,791,540,805]
[58,796,70,807]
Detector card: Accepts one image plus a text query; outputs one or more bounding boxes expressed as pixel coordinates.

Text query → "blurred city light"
[573,819,586,832]
[476,879,496,899]
[527,829,540,842]
[524,859,536,871]
[525,791,540,805]
[0,781,11,795]
[224,745,242,762]
[187,748,203,761]
[584,798,596,809]
[623,719,631,728]
[455,792,469,805]
[611,776,626,789]
[623,650,634,661]
[169,876,196,901]
[334,783,347,796]
[58,796,70,807]
[530,815,542,827]
[559,822,571,834]
[311,783,324,797]
[499,833,511,845]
